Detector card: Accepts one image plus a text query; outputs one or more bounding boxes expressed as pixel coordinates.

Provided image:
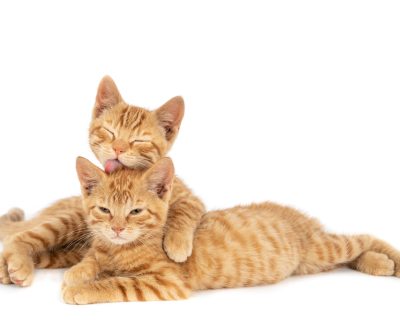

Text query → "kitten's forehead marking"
[117,105,147,130]
[105,170,144,205]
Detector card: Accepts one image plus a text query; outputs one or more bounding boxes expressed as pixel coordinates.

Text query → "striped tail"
[0,208,26,240]
[296,233,400,277]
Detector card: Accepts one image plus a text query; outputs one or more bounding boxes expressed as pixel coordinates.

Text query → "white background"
[0,0,399,324]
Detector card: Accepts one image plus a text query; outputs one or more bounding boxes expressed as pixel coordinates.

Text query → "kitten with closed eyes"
[0,77,204,287]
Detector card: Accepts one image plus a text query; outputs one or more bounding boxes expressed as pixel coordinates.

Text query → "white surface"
[0,1,400,324]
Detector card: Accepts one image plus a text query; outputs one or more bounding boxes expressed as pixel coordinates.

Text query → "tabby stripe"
[325,240,334,263]
[68,218,79,235]
[130,263,151,274]
[314,242,325,261]
[141,153,153,162]
[76,213,86,226]
[269,257,277,273]
[59,217,71,238]
[183,282,192,291]
[150,142,162,156]
[266,234,281,254]
[32,254,40,266]
[48,252,55,267]
[211,258,224,284]
[333,241,343,258]
[256,220,281,254]
[26,231,50,247]
[132,280,145,301]
[67,218,76,240]
[233,253,242,283]
[164,291,176,300]
[356,237,365,250]
[246,259,256,286]
[17,239,35,251]
[42,223,60,240]
[142,282,164,300]
[345,238,354,258]
[117,282,129,302]
[215,218,233,232]
[147,209,162,222]
[251,234,263,256]
[58,254,67,268]
[96,246,108,255]
[90,126,102,133]
[154,276,186,299]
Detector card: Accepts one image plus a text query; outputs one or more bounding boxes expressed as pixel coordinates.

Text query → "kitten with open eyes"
[0,77,204,286]
[61,157,400,304]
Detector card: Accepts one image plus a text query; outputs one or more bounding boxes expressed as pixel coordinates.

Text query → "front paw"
[5,253,34,287]
[163,231,193,263]
[62,285,92,305]
[0,254,12,284]
[63,264,97,287]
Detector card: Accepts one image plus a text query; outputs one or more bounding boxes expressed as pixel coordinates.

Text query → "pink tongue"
[105,159,122,174]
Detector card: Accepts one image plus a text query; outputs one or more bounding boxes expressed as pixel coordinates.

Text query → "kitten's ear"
[93,76,123,118]
[145,157,175,199]
[76,157,105,196]
[155,96,185,141]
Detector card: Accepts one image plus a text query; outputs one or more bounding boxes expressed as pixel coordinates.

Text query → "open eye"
[98,206,110,214]
[130,208,143,215]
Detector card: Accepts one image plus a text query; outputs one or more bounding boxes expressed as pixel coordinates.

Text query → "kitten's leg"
[63,255,100,286]
[62,274,191,304]
[34,248,87,269]
[295,233,400,277]
[163,186,205,263]
[0,208,25,240]
[349,251,394,276]
[0,207,25,223]
[0,254,11,284]
[1,245,88,285]
[2,208,88,286]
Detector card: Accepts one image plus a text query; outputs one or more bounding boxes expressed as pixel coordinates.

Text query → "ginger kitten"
[0,77,204,287]
[62,157,400,304]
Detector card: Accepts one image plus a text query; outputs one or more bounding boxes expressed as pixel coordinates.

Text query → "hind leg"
[295,232,400,277]
[350,251,394,276]
[2,198,88,286]
[1,208,25,222]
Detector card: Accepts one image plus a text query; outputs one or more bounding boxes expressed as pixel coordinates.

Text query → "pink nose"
[111,226,125,235]
[112,140,128,156]
[114,148,125,156]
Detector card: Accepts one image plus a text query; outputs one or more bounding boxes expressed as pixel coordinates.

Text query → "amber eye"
[98,207,110,214]
[130,208,143,215]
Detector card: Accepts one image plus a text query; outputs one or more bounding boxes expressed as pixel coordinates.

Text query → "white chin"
[108,237,129,245]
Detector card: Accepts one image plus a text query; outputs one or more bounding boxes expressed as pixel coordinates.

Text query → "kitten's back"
[185,202,316,290]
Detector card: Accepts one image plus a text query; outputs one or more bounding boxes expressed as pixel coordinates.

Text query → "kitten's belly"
[186,204,301,290]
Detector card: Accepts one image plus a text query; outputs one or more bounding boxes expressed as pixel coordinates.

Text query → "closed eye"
[130,139,150,144]
[103,127,115,138]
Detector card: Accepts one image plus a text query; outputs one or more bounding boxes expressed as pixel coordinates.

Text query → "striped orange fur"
[0,76,204,286]
[59,157,400,304]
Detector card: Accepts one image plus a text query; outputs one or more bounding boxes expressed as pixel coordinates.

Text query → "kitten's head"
[89,76,184,172]
[76,156,174,245]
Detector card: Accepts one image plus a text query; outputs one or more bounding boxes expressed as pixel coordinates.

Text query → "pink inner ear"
[105,159,122,174]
